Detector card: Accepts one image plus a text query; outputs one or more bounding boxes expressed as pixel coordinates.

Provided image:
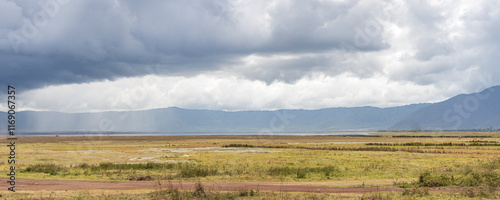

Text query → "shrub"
[193,182,205,197]
[417,171,452,187]
[223,144,255,148]
[402,188,429,197]
[414,167,500,192]
[296,169,307,179]
[268,165,342,179]
[315,165,340,177]
[238,189,256,197]
[458,171,482,186]
[393,180,412,188]
[268,166,296,176]
[360,192,393,200]
[179,166,217,178]
[22,164,65,175]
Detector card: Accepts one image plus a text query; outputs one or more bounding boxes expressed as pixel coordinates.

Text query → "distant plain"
[2,132,499,199]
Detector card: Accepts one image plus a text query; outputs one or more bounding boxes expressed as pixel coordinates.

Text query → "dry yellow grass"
[1,133,498,199]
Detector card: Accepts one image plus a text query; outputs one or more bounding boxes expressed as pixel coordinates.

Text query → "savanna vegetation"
[1,132,499,199]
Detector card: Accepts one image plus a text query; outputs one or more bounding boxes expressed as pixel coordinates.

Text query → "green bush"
[88,162,175,171]
[417,171,452,187]
[393,180,412,188]
[314,165,340,177]
[458,171,482,186]
[482,159,500,170]
[296,169,307,179]
[402,187,429,197]
[268,165,341,179]
[416,168,500,189]
[268,166,296,176]
[238,189,256,197]
[179,166,218,178]
[22,164,65,175]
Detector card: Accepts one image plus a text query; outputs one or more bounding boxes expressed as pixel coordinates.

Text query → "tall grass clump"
[81,162,175,171]
[22,162,221,179]
[268,165,341,179]
[179,165,218,178]
[22,163,66,175]
[394,159,500,197]
[415,168,499,189]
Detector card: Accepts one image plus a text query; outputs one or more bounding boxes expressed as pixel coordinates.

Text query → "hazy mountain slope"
[0,104,429,133]
[4,86,500,133]
[391,86,500,129]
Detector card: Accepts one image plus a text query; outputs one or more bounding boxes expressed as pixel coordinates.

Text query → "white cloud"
[10,73,469,113]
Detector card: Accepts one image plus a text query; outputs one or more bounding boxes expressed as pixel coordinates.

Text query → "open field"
[1,133,499,199]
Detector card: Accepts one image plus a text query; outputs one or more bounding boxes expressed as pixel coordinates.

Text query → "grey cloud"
[384,0,500,91]
[264,0,389,53]
[1,0,499,95]
[238,55,337,84]
[0,1,22,30]
[237,51,384,84]
[405,1,443,26]
[414,38,453,61]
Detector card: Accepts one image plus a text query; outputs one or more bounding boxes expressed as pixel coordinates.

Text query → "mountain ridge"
[0,104,429,134]
[1,85,500,134]
[391,86,500,130]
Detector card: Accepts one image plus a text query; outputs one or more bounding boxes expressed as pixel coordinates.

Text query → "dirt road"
[3,178,402,194]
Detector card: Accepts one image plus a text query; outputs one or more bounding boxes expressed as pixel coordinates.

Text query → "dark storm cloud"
[3,0,500,112]
[3,0,500,96]
[0,0,395,93]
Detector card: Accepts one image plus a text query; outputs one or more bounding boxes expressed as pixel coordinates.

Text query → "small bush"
[193,182,205,197]
[402,187,429,197]
[482,159,500,170]
[393,180,412,188]
[268,166,296,176]
[79,163,90,168]
[238,189,256,197]
[360,192,393,200]
[223,144,255,148]
[22,164,65,175]
[296,169,307,179]
[315,165,340,177]
[461,188,491,198]
[151,188,183,200]
[88,162,174,171]
[414,167,500,194]
[458,171,482,186]
[180,166,217,178]
[417,171,452,187]
[268,165,341,178]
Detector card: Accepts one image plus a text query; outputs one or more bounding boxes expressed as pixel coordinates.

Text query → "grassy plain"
[1,132,499,199]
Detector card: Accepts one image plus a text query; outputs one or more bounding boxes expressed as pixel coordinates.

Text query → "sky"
[1,0,500,113]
